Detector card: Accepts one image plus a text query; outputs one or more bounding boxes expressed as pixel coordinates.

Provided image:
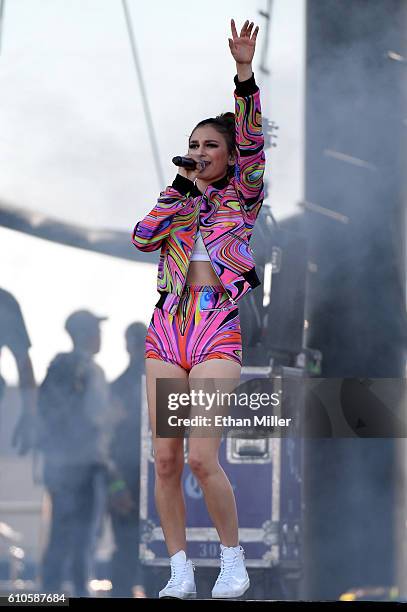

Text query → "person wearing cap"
[37,308,111,597]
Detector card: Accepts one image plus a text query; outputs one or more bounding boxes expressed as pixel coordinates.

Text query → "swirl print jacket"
[132,73,266,316]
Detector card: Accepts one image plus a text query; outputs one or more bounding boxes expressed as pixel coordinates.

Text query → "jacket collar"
[191,174,229,197]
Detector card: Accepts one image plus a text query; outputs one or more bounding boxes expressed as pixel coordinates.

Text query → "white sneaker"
[211,544,250,599]
[158,550,197,599]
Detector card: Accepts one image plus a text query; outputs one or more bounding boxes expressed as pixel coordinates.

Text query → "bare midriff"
[185,260,222,286]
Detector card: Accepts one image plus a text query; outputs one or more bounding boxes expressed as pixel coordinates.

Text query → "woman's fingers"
[231,18,238,40]
[232,19,258,40]
[251,25,259,41]
[240,19,249,37]
[231,18,259,46]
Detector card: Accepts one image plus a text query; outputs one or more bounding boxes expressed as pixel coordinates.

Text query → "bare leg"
[187,358,241,547]
[145,358,189,556]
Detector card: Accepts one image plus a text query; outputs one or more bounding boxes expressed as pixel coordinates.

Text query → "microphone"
[172,156,207,171]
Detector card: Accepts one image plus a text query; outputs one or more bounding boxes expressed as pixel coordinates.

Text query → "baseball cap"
[65,309,108,336]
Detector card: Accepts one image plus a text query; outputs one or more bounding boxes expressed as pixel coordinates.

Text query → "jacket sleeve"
[132,175,195,252]
[233,73,266,233]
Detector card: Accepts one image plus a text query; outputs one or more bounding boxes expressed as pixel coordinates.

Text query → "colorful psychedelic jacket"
[132,73,266,316]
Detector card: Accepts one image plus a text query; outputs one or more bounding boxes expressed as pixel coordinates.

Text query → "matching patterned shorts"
[144,284,242,372]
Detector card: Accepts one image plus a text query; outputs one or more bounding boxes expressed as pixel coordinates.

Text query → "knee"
[188,454,213,483]
[154,450,183,481]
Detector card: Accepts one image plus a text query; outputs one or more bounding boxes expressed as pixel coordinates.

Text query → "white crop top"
[190,229,210,261]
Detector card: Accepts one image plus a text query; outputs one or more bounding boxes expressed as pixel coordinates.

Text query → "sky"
[0,0,305,383]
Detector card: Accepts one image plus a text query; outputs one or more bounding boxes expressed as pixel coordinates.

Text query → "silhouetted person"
[37,309,111,597]
[108,322,147,598]
[0,288,37,455]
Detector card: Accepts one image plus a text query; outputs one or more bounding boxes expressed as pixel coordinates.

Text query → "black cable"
[121,0,165,188]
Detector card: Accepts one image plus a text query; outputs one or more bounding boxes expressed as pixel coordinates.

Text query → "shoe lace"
[216,549,240,584]
[167,561,188,586]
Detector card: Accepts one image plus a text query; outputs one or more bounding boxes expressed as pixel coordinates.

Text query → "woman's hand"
[228,19,259,66]
[177,154,206,183]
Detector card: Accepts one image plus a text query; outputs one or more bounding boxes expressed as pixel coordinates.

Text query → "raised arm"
[229,19,265,234]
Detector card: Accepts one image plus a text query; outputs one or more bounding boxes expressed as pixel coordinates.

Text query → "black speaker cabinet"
[240,212,308,359]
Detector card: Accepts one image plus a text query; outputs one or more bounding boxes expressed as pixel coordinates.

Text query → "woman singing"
[132,18,265,599]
